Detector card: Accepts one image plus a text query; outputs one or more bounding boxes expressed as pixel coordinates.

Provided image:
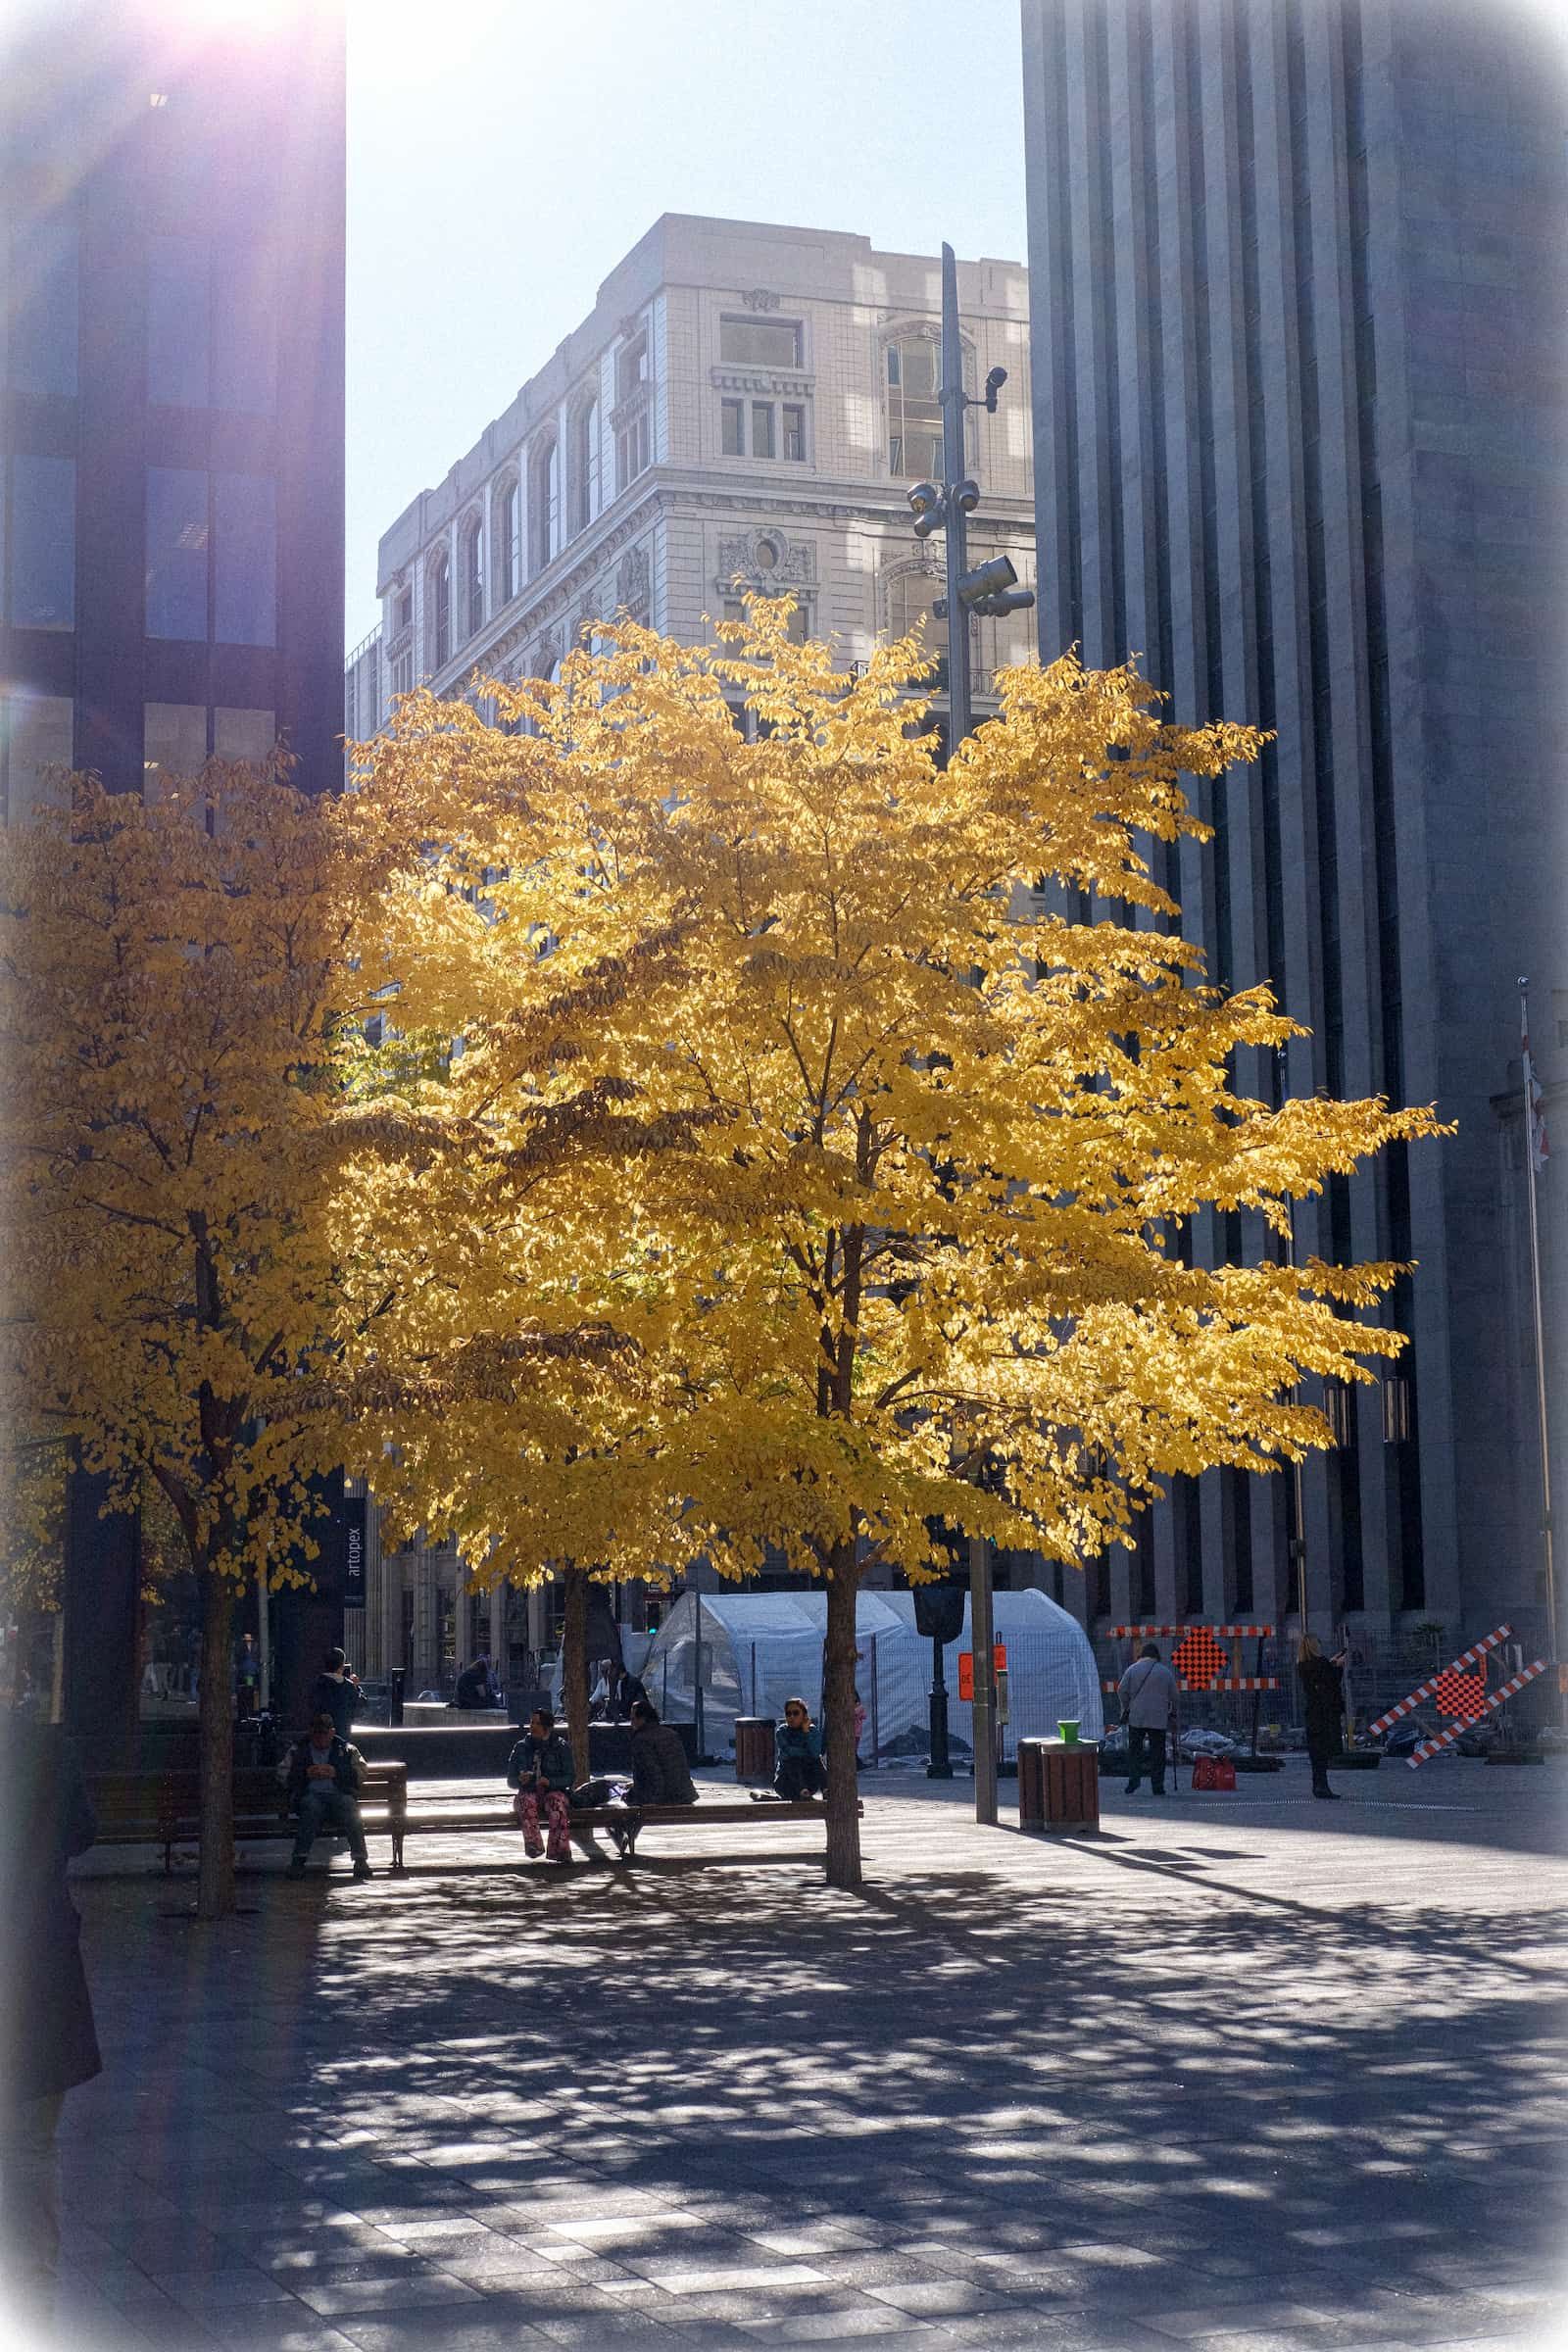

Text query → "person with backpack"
[1117,1643,1180,1795]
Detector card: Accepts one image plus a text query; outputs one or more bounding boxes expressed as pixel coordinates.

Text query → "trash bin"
[1018,1736,1101,1834]
[734,1716,777,1784]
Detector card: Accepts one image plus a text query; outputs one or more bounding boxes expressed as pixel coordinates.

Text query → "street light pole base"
[926,1760,955,1779]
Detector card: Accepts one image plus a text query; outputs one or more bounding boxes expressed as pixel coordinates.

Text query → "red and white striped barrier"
[1104,1675,1279,1692]
[1366,1625,1513,1737]
[1407,1660,1547,1765]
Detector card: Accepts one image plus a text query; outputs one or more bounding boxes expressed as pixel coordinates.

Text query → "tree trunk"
[562,1566,590,1786]
[822,1541,862,1889]
[196,1568,236,1920]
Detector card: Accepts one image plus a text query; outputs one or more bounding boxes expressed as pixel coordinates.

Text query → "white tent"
[642,1586,1102,1760]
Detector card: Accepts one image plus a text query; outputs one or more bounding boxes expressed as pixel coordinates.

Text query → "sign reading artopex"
[343,1494,367,1610]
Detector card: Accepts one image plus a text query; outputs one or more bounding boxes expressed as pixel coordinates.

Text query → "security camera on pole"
[906,243,1035,1827]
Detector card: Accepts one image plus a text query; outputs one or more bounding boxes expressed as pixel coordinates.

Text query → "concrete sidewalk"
[38,1759,1568,2352]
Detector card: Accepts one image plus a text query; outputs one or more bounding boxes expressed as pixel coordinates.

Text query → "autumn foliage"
[3,612,1443,1897]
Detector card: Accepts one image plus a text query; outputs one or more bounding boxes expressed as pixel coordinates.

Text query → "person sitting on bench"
[773,1697,827,1800]
[628,1699,697,1806]
[507,1708,575,1866]
[284,1713,373,1881]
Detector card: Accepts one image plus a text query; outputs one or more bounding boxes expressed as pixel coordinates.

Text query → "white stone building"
[343,215,1036,1694]
[348,212,1034,758]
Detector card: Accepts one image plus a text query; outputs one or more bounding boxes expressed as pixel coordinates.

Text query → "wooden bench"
[86,1763,411,1874]
[389,1790,856,1874]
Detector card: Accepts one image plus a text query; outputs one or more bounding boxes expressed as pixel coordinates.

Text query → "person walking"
[507,1707,575,1865]
[1118,1642,1180,1795]
[0,1713,102,2338]
[1298,1637,1348,1799]
[308,1646,361,1741]
[234,1633,262,1719]
[283,1712,375,1879]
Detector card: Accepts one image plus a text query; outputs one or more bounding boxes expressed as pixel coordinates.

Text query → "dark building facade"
[2,0,347,1740]
[1021,0,1566,1648]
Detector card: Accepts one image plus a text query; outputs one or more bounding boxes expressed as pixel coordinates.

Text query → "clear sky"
[346,0,1029,646]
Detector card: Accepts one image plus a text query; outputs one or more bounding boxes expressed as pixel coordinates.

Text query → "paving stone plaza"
[43,1764,1568,2352]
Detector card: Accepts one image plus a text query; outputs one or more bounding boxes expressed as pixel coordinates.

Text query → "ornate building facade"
[344,215,1033,1691]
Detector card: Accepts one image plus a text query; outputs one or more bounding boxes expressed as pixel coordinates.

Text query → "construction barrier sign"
[957,1645,1006,1702]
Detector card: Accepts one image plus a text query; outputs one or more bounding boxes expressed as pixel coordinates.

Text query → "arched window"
[461,514,484,640]
[495,475,519,605]
[574,397,601,535]
[887,567,950,684]
[529,434,560,575]
[429,548,451,671]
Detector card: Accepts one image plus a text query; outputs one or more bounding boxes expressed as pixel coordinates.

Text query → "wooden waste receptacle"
[734,1717,777,1784]
[1017,1738,1101,1833]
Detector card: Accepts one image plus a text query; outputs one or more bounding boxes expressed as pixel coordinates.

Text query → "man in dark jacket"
[1298,1638,1348,1798]
[308,1646,361,1740]
[507,1708,575,1864]
[1,1714,102,2330]
[454,1654,501,1710]
[284,1713,374,1879]
[628,1699,698,1805]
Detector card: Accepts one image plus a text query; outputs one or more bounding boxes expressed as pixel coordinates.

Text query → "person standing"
[308,1646,361,1741]
[1118,1643,1180,1795]
[234,1632,262,1719]
[283,1713,374,1880]
[507,1708,575,1865]
[0,1713,102,2336]
[1298,1637,1348,1799]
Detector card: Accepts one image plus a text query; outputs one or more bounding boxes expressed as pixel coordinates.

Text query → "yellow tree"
[346,607,1443,1888]
[0,763,425,1917]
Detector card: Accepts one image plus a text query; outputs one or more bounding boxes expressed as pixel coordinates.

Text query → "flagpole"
[1519,980,1556,1659]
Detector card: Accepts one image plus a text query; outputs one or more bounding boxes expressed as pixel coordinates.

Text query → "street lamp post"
[906,243,1033,1830]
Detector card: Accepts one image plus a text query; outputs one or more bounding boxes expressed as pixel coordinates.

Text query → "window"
[782,404,807,462]
[214,471,275,646]
[496,478,520,602]
[615,329,649,408]
[720,399,743,457]
[529,436,560,574]
[7,224,77,397]
[428,550,451,669]
[215,708,274,763]
[462,516,484,638]
[143,702,207,799]
[395,584,414,635]
[751,401,775,460]
[574,399,601,533]
[391,644,414,699]
[212,253,277,416]
[9,455,75,630]
[887,568,950,679]
[719,317,803,368]
[615,327,651,493]
[147,235,210,407]
[885,333,943,477]
[617,406,650,494]
[2,691,74,823]
[723,595,808,644]
[721,398,806,463]
[145,466,208,639]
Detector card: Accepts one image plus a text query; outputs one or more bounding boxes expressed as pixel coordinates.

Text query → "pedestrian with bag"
[1298,1636,1348,1799]
[1117,1642,1180,1796]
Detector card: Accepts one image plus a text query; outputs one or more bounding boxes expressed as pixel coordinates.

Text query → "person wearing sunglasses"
[773,1696,827,1801]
